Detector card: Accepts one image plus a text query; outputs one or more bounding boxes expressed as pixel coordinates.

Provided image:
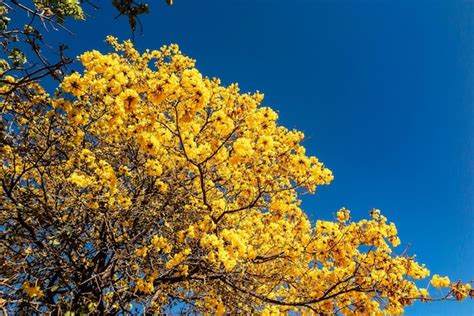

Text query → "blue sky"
[42,0,473,314]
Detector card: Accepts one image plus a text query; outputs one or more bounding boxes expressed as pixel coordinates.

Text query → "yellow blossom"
[68,171,93,188]
[431,275,451,288]
[336,208,350,223]
[144,159,163,176]
[22,282,44,298]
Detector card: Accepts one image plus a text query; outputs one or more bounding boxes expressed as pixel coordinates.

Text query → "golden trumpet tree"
[1,38,472,314]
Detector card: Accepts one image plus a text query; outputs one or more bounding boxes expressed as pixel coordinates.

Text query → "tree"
[1,37,472,314]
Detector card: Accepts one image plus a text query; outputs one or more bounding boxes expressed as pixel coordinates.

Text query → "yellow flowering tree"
[1,38,472,314]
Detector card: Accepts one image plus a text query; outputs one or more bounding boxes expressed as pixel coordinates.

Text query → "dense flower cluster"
[1,38,471,314]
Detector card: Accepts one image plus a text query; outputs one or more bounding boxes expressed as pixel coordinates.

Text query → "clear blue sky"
[45,0,473,314]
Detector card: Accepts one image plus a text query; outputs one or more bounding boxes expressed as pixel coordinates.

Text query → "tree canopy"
[1,37,472,314]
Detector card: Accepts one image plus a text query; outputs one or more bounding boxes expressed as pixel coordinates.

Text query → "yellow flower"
[256,135,274,152]
[137,132,162,155]
[431,274,450,288]
[22,282,44,298]
[233,138,253,157]
[151,235,168,252]
[135,246,148,258]
[370,208,381,219]
[68,171,93,188]
[88,201,99,209]
[144,159,163,176]
[419,288,429,298]
[119,89,140,113]
[388,235,401,247]
[135,277,154,293]
[336,208,350,223]
[107,79,123,95]
[148,80,167,104]
[61,72,85,96]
